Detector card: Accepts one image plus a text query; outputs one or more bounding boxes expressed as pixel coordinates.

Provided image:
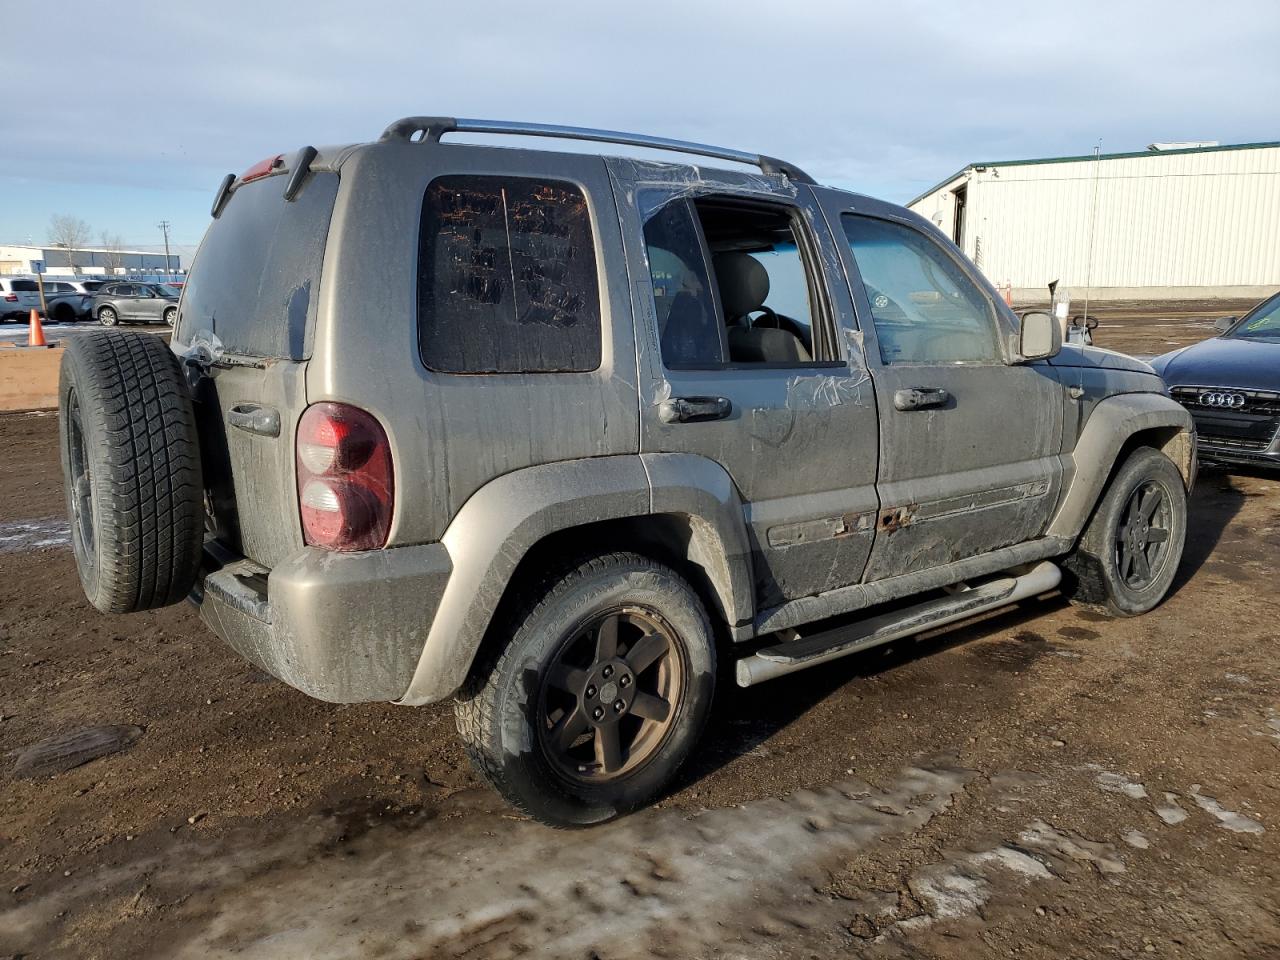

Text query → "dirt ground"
[1,314,1278,959]
[1015,297,1257,358]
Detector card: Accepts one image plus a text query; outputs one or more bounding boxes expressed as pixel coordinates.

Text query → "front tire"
[455,553,716,826]
[1061,447,1188,617]
[163,306,177,327]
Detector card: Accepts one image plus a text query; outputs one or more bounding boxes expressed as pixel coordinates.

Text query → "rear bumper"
[192,539,453,703]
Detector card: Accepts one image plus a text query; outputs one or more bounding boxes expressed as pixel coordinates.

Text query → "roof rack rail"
[379,116,816,185]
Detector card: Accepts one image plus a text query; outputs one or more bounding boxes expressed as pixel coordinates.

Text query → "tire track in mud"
[176,759,973,959]
[2,758,976,959]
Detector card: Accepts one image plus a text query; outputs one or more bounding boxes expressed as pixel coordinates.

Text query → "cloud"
[4,0,1279,207]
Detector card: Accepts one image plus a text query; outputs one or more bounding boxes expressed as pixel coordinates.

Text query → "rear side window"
[179,172,339,359]
[643,199,723,367]
[418,175,601,374]
[10,280,37,292]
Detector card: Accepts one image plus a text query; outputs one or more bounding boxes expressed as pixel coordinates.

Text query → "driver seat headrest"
[713,253,770,319]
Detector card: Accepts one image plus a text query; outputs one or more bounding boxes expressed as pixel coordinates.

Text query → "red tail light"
[296,403,394,551]
[241,154,285,183]
[3,294,17,302]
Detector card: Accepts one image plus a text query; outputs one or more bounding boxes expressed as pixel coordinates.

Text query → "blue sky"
[4,0,1278,264]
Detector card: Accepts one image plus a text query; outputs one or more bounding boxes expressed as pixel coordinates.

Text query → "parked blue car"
[1152,291,1280,469]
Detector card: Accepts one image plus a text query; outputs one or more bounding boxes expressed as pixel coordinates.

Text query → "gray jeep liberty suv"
[58,117,1196,826]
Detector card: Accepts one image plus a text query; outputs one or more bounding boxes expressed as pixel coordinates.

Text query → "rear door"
[610,160,880,611]
[816,191,1065,580]
[174,167,340,568]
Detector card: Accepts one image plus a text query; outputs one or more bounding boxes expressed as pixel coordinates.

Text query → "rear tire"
[163,306,177,327]
[455,553,716,827]
[98,307,118,326]
[58,331,205,613]
[1061,447,1187,617]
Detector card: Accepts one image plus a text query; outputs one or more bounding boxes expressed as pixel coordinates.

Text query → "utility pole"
[158,220,172,279]
[1082,141,1102,330]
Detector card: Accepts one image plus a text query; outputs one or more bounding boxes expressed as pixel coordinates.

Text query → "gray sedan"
[91,283,180,327]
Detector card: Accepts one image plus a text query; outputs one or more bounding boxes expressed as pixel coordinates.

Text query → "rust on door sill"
[877,505,916,534]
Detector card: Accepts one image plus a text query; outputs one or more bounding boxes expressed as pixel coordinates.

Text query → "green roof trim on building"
[907,140,1280,208]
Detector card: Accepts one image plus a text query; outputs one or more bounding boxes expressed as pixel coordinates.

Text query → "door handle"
[658,396,733,424]
[227,402,281,437]
[893,387,951,411]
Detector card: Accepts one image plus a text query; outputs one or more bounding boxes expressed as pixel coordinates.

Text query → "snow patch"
[1122,830,1150,849]
[1087,765,1148,800]
[0,518,70,555]
[1155,793,1189,826]
[1190,792,1265,834]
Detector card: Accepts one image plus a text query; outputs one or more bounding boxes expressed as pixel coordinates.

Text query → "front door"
[611,161,881,611]
[816,191,1065,581]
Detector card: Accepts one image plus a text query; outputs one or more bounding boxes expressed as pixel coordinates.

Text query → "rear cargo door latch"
[227,403,281,438]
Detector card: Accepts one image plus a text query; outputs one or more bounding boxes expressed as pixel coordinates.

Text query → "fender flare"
[397,454,753,705]
[1047,392,1195,542]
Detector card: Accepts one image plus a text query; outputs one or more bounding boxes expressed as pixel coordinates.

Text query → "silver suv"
[0,277,43,321]
[58,117,1196,825]
[90,281,179,326]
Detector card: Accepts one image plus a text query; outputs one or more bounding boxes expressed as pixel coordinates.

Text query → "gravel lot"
[0,314,1277,959]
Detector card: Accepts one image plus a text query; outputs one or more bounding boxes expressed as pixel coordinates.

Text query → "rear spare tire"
[59,331,204,613]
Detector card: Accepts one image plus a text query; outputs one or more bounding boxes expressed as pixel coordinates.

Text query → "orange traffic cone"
[27,309,49,348]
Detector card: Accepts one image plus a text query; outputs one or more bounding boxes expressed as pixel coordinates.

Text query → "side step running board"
[736,561,1062,687]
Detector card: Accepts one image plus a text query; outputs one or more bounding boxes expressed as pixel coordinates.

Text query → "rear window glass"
[179,172,339,359]
[10,280,37,292]
[417,175,601,373]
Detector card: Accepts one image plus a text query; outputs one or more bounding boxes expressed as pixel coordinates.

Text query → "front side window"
[418,175,601,374]
[842,215,999,364]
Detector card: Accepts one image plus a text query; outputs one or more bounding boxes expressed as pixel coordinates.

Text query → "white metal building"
[907,141,1280,301]
[0,244,182,278]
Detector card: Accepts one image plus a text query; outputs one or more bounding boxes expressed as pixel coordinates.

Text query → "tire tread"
[60,331,204,613]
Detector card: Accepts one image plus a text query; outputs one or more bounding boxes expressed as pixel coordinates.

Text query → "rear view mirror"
[1214,316,1236,333]
[1019,311,1061,361]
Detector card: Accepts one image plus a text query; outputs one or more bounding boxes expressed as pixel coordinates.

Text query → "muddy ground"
[1015,297,1258,358]
[1,313,1278,959]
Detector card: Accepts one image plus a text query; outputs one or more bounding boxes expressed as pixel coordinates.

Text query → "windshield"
[1226,295,1280,342]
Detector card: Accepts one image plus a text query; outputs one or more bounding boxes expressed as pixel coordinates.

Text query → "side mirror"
[1214,316,1236,333]
[1019,310,1061,361]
